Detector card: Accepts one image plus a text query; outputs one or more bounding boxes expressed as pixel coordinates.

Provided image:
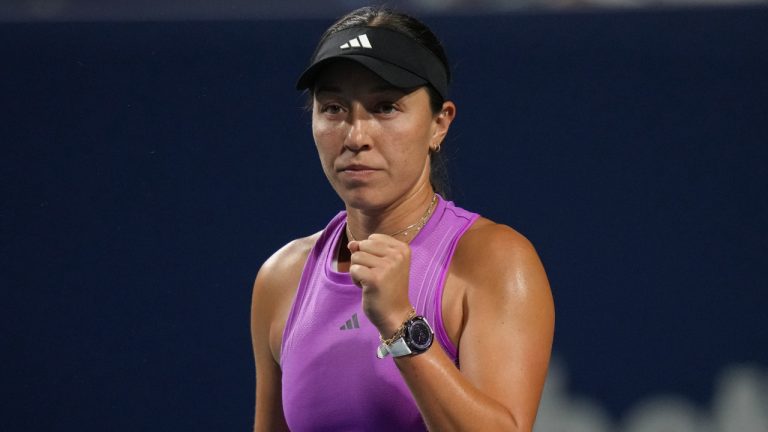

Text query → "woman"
[251,7,554,431]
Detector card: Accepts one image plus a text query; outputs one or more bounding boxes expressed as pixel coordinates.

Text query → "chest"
[279,274,427,431]
[270,253,468,366]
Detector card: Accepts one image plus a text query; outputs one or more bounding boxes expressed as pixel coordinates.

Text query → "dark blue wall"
[2,7,767,431]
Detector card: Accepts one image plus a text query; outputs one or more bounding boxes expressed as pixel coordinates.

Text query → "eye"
[376,102,397,115]
[320,103,344,115]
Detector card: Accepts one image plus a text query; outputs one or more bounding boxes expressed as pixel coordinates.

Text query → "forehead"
[312,60,406,95]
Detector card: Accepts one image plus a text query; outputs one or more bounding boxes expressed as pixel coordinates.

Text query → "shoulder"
[259,232,322,279]
[452,217,550,303]
[254,231,322,299]
[456,217,543,273]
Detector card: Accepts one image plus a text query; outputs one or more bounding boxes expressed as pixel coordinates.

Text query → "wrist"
[376,306,416,343]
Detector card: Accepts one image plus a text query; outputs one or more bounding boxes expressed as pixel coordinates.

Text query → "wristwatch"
[376,316,434,359]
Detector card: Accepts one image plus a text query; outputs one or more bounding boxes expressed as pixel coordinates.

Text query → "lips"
[338,163,378,172]
[337,163,380,181]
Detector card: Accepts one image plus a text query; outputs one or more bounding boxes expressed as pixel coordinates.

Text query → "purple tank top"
[280,196,479,431]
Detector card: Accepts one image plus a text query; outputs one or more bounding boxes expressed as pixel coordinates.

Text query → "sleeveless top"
[281,196,479,431]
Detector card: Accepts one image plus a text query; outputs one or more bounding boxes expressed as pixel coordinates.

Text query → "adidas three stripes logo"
[339,313,360,330]
[340,34,372,50]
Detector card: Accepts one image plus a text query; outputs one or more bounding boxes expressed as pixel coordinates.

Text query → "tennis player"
[251,6,554,431]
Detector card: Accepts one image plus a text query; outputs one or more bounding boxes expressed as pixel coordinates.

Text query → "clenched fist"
[348,233,415,338]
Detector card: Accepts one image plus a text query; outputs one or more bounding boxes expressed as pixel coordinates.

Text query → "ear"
[431,101,456,152]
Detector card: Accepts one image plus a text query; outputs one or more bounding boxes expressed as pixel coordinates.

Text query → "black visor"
[296,26,449,100]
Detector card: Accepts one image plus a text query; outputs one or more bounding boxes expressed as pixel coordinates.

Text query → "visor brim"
[296,55,428,93]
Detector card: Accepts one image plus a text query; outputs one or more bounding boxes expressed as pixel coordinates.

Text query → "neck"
[345,187,437,243]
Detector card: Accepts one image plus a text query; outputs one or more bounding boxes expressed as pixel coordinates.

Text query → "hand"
[348,233,414,337]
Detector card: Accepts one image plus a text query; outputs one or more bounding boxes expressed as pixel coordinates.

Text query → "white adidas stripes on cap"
[340,34,372,50]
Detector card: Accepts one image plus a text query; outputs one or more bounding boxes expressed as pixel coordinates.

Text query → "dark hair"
[315,6,453,198]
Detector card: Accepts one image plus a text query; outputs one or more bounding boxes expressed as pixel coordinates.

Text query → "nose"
[344,104,372,153]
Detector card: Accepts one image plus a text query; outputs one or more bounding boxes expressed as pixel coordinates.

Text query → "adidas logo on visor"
[340,34,372,50]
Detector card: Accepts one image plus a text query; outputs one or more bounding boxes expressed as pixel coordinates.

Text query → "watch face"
[408,319,433,351]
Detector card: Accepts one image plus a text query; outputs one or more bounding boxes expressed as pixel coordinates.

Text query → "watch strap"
[376,336,413,358]
[389,337,413,357]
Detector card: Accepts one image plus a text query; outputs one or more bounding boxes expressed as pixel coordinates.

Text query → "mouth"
[338,164,378,173]
[337,164,380,180]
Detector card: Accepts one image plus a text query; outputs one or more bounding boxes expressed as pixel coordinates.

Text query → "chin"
[338,188,388,210]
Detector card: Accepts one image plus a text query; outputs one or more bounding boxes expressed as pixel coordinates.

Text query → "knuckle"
[394,250,407,262]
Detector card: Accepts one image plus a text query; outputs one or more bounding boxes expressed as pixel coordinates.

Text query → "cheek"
[312,121,336,158]
[387,123,432,165]
[312,121,346,184]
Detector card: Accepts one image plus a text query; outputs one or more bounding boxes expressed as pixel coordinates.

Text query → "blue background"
[2,6,767,430]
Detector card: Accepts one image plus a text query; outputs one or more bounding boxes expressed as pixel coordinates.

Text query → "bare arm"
[350,222,554,431]
[251,264,289,432]
[251,236,318,432]
[400,224,554,431]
